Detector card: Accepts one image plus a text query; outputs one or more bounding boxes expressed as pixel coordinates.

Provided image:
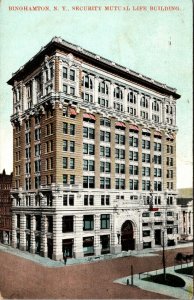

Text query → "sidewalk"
[0,242,192,267]
[114,262,193,300]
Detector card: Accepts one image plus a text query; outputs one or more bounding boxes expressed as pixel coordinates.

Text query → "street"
[0,246,192,299]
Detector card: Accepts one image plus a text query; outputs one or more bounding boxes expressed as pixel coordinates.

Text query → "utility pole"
[162,230,166,281]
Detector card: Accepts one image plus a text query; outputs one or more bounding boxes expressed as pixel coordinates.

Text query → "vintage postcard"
[0,0,193,299]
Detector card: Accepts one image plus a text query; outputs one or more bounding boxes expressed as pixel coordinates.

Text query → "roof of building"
[177,198,193,206]
[177,188,193,207]
[178,188,193,199]
[7,37,180,99]
[0,169,12,184]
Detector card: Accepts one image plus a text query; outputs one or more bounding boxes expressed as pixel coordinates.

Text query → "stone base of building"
[110,244,121,254]
[52,253,63,261]
[136,242,143,251]
[20,245,26,251]
[40,251,48,258]
[30,248,36,254]
[94,247,101,256]
[12,241,17,248]
[73,250,84,258]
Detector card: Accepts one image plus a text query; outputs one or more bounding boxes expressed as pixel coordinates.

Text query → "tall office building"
[8,37,180,260]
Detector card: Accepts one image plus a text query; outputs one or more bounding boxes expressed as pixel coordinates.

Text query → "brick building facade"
[0,169,12,244]
[8,37,180,260]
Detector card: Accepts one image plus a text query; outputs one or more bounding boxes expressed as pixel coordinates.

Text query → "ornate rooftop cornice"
[7,36,180,100]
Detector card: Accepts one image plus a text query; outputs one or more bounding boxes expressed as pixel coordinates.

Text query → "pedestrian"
[63,254,67,265]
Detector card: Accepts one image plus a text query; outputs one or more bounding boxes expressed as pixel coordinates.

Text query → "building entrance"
[154,229,161,245]
[121,220,135,251]
[26,234,30,251]
[35,236,41,254]
[47,238,53,259]
[62,239,73,258]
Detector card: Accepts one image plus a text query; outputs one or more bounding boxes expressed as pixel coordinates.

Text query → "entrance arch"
[121,220,135,251]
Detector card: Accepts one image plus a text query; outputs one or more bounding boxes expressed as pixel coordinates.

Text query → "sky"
[0,0,192,188]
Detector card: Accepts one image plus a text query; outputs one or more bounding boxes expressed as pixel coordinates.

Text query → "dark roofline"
[7,37,181,99]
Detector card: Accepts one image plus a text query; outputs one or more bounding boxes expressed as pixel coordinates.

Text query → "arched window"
[98,81,109,95]
[128,91,136,104]
[114,87,123,100]
[152,100,159,112]
[83,75,93,89]
[140,96,148,108]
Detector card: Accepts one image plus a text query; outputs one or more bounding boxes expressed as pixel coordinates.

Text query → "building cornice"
[7,37,180,100]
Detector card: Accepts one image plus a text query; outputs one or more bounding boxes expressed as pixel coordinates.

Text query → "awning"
[89,114,96,120]
[69,107,77,116]
[142,128,151,134]
[115,121,126,128]
[154,131,162,137]
[83,113,96,120]
[83,113,90,119]
[129,124,139,131]
[149,207,159,212]
[166,134,174,140]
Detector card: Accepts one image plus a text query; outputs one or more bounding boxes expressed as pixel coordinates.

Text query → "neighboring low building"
[0,169,12,244]
[177,188,193,241]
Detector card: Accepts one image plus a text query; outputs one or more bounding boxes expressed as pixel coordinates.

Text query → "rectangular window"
[83,127,95,139]
[142,180,150,191]
[63,67,67,79]
[63,140,68,151]
[63,194,68,205]
[69,158,75,169]
[63,175,68,185]
[69,124,75,135]
[70,175,75,184]
[154,155,161,164]
[35,176,41,189]
[69,194,74,205]
[129,179,139,190]
[70,87,75,95]
[83,236,94,256]
[26,215,31,230]
[62,216,74,233]
[142,167,150,176]
[63,84,67,93]
[83,143,95,155]
[83,215,94,231]
[63,157,68,169]
[115,178,125,190]
[83,159,95,171]
[83,176,95,188]
[129,151,138,161]
[142,140,150,149]
[100,177,111,189]
[70,69,75,81]
[100,131,111,142]
[101,195,110,205]
[63,194,74,205]
[69,141,75,152]
[143,230,150,237]
[34,128,41,141]
[47,216,53,233]
[100,235,110,254]
[63,122,68,134]
[101,214,110,229]
[35,215,41,231]
[88,128,95,139]
[84,195,94,206]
